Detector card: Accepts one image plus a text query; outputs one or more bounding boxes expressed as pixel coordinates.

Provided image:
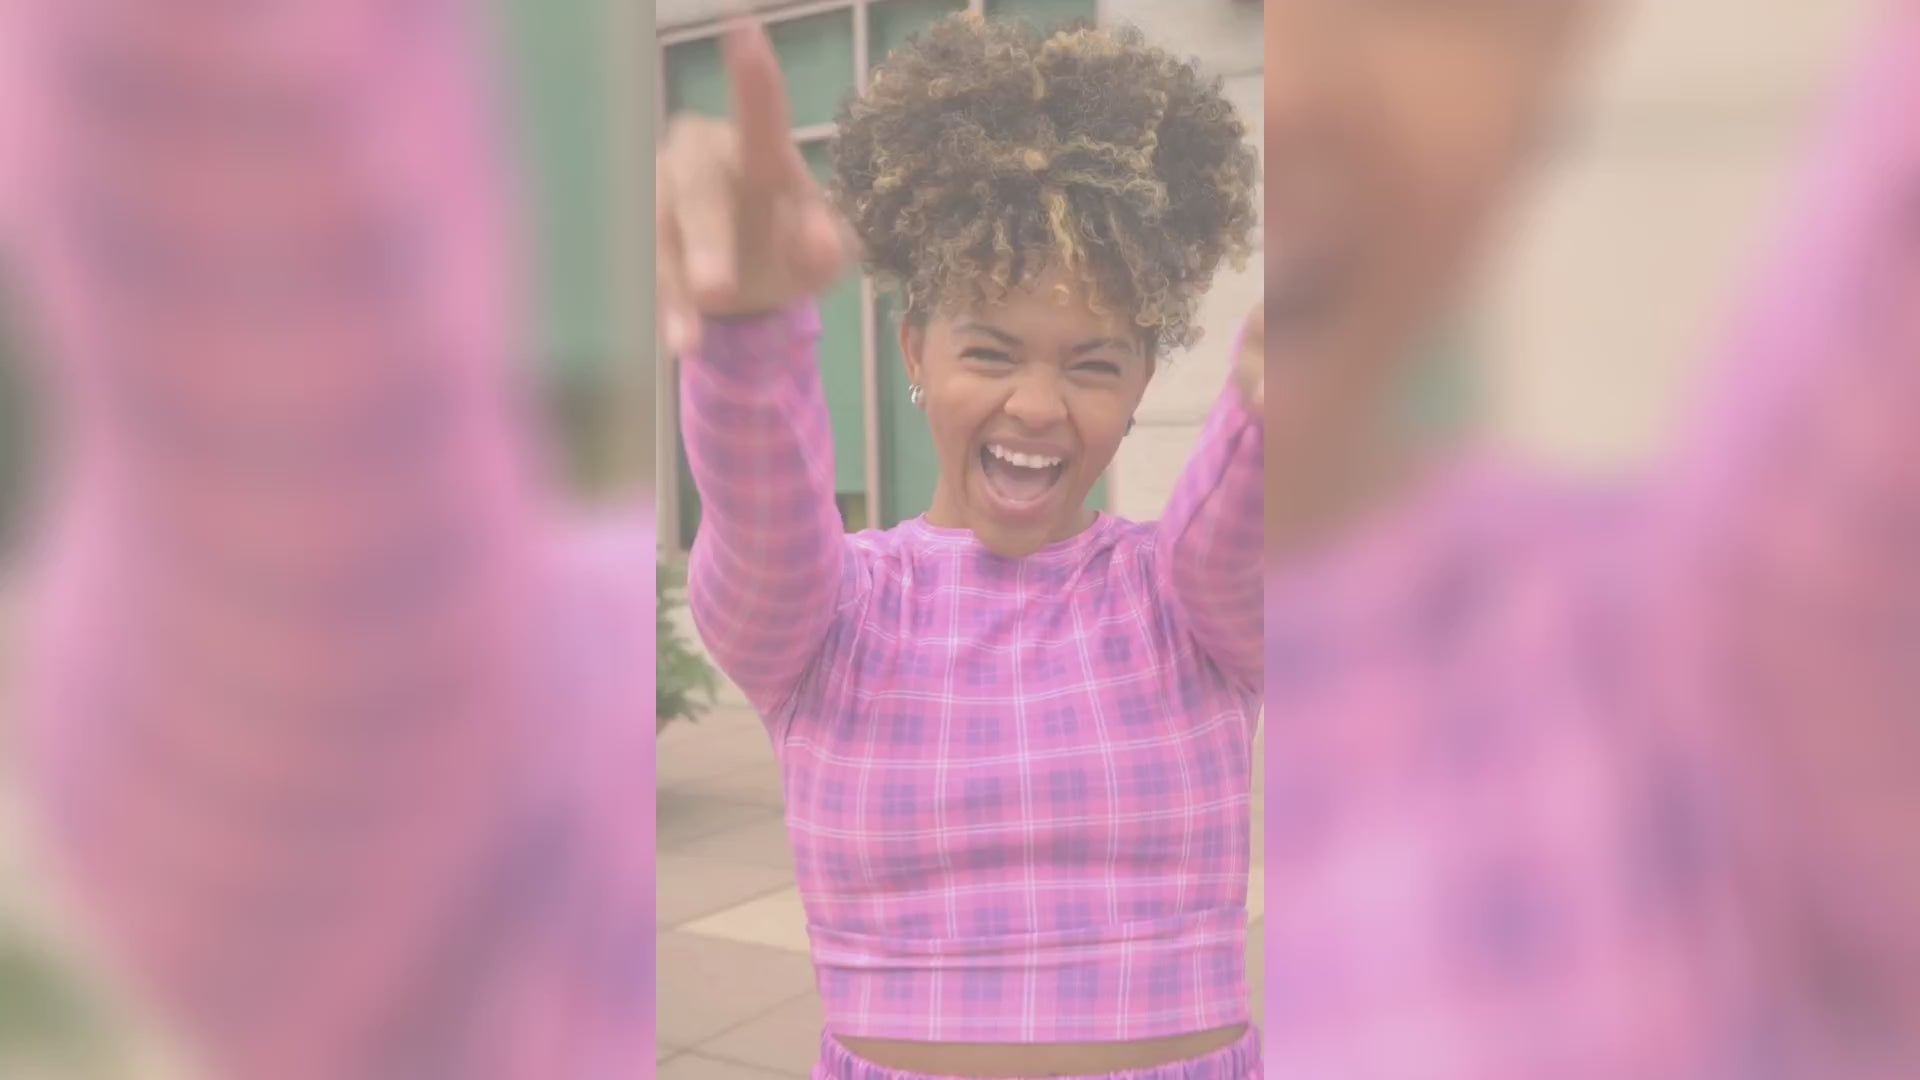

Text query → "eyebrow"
[953,321,1136,356]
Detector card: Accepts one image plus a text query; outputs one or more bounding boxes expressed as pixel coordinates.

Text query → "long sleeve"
[3,4,577,1076]
[679,303,858,721]
[1644,3,1920,1069]
[1152,358,1264,694]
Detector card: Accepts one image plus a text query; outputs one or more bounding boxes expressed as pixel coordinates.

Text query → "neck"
[924,479,1099,546]
[924,478,968,531]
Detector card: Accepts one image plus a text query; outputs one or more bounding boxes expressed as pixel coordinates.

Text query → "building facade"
[0,3,1879,563]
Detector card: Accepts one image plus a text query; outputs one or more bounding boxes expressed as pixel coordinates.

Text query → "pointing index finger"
[724,18,806,189]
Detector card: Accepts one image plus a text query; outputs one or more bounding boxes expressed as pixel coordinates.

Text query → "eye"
[962,348,1013,364]
[1075,359,1123,376]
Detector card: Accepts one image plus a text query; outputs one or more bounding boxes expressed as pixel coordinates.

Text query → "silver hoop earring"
[908,383,926,407]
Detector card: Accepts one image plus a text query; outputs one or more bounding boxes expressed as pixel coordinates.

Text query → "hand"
[656,18,852,353]
[1234,299,1264,411]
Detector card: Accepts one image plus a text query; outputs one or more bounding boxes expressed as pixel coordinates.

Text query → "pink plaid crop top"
[679,304,1263,1042]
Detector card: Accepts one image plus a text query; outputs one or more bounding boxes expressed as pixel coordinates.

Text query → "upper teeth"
[988,444,1062,470]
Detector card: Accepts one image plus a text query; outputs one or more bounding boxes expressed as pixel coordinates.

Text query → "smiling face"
[903,267,1152,557]
[832,15,1258,560]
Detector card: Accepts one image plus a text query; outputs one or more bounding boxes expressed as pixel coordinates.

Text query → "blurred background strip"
[0,1,658,1076]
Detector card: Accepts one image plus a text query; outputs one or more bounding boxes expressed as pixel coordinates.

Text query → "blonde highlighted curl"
[830,14,1258,356]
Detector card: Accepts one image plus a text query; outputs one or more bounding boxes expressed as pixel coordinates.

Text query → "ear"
[899,317,926,385]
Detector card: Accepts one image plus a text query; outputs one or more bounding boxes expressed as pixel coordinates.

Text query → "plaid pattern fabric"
[7,5,655,1077]
[681,308,1264,1042]
[1260,10,1920,1078]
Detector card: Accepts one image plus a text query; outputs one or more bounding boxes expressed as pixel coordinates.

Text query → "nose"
[1001,366,1069,429]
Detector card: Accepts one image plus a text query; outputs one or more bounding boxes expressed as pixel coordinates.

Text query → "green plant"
[0,920,119,1078]
[656,556,718,732]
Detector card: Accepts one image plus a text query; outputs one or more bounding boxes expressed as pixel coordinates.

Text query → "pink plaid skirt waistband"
[811,1025,1264,1080]
[808,908,1249,1042]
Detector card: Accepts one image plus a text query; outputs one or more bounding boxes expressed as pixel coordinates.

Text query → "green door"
[494,0,617,489]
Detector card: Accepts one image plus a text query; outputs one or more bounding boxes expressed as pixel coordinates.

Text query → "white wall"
[1479,0,1878,470]
[1106,0,1264,521]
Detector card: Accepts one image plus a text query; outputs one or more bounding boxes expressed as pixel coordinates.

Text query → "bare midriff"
[833,1023,1248,1077]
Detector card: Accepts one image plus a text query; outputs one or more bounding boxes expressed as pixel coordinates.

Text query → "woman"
[1250,2,1920,1078]
[659,12,1265,1080]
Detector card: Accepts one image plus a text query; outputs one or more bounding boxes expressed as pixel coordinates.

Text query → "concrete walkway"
[656,702,1267,1078]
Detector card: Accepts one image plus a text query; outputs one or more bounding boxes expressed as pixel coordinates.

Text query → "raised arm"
[1152,306,1265,694]
[1646,3,1920,1067]
[5,4,560,1074]
[679,306,856,718]
[659,19,857,718]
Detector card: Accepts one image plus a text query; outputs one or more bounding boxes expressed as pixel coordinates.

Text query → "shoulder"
[845,520,918,559]
[1100,514,1157,545]
[1094,511,1177,579]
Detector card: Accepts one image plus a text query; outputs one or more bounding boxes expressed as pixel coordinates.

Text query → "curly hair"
[830,13,1258,356]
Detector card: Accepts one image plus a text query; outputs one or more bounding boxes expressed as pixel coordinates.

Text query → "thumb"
[792,202,853,288]
[1238,299,1265,408]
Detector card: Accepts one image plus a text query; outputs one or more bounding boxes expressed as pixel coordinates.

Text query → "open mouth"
[978,442,1067,511]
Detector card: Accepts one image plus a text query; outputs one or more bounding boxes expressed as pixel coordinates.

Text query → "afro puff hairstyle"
[830,13,1258,357]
